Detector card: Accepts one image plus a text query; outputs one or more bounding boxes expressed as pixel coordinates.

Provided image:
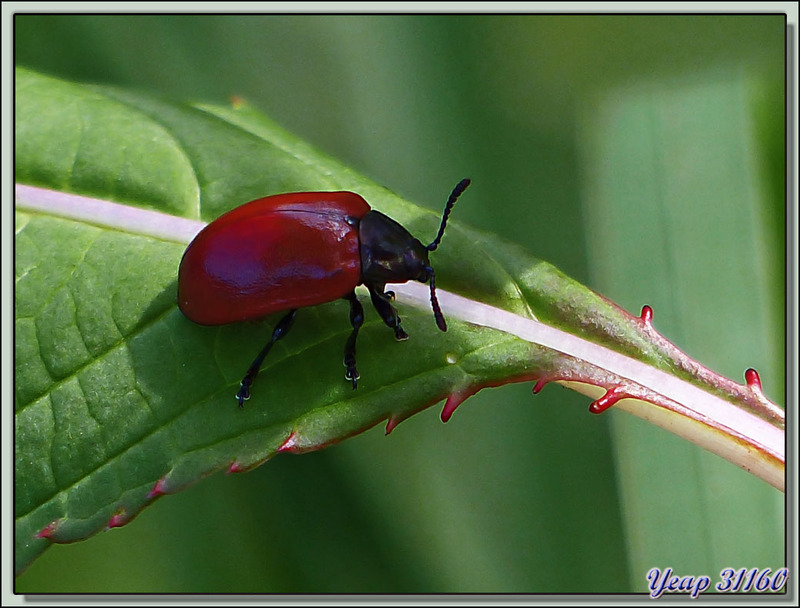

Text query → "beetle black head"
[358,178,470,332]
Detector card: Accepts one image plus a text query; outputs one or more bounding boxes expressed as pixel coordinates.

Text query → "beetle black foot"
[394,326,409,341]
[343,290,364,390]
[236,381,251,407]
[345,367,360,389]
[234,308,298,407]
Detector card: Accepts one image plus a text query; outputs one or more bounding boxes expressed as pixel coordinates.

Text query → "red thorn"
[147,478,168,499]
[277,431,298,453]
[589,386,627,414]
[640,305,654,326]
[441,389,478,423]
[106,509,128,530]
[745,368,763,393]
[385,416,400,435]
[230,95,246,108]
[36,520,60,539]
[532,378,550,394]
[227,461,246,474]
[440,395,460,422]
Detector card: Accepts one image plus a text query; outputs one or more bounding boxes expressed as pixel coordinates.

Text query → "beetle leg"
[236,309,298,407]
[343,291,364,388]
[367,284,409,341]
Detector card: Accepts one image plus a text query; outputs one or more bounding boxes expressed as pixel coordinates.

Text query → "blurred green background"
[14,14,786,593]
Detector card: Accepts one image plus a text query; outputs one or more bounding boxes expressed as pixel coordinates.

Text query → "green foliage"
[13,67,527,572]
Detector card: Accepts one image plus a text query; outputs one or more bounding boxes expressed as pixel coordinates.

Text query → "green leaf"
[14,65,783,584]
[14,66,540,573]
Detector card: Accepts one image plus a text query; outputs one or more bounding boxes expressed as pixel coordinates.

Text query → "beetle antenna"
[426,266,447,331]
[427,178,470,251]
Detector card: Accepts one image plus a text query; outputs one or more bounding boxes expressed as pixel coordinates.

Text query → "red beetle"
[178,179,470,405]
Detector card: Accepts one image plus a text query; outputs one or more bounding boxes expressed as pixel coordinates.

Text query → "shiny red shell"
[178,192,371,326]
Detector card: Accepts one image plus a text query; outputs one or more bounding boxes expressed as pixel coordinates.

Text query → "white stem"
[15,184,204,243]
[389,280,784,490]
